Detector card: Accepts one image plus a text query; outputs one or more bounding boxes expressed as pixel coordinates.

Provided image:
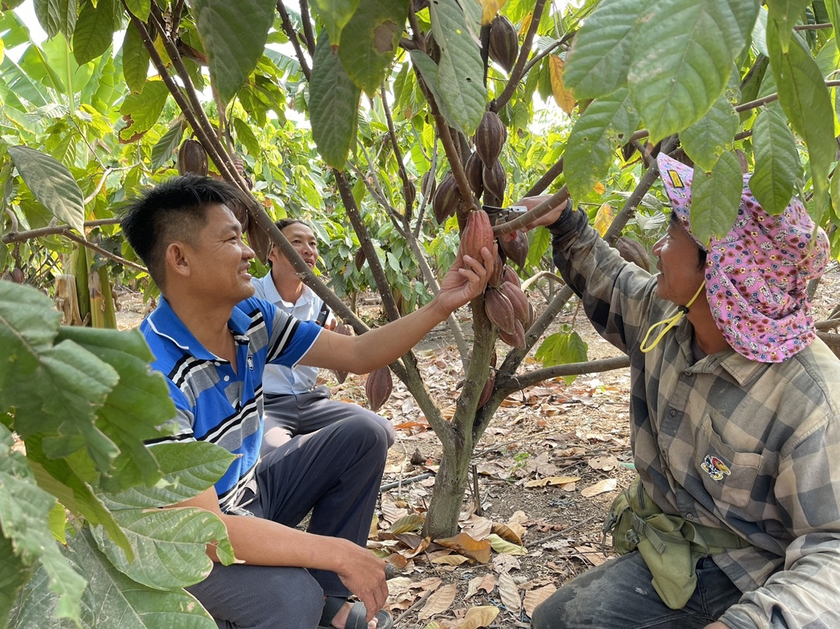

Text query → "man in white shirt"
[252,219,396,454]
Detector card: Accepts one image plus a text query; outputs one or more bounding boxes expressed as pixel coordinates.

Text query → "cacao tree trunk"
[423,430,474,538]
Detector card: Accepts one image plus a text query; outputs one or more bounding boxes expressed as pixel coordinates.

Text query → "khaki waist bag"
[602,476,751,610]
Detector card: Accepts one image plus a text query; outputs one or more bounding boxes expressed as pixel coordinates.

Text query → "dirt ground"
[113,260,840,629]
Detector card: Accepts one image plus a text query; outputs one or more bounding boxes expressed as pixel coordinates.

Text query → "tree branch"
[276,0,311,81]
[298,0,317,55]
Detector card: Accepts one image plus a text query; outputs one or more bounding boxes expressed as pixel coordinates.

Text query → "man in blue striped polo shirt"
[120,176,494,629]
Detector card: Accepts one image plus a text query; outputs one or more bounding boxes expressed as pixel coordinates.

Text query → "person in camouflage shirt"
[523,153,840,629]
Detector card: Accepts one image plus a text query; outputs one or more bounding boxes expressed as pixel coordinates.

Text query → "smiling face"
[182,203,256,304]
[268,222,319,273]
[651,215,707,308]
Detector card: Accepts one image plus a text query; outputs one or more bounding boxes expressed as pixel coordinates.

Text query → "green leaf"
[534,329,589,384]
[7,146,85,236]
[0,280,61,394]
[151,121,185,171]
[689,150,743,245]
[0,533,32,627]
[54,327,176,491]
[766,0,809,52]
[232,117,260,157]
[428,0,487,135]
[25,435,134,561]
[34,0,77,39]
[826,0,840,53]
[100,442,236,511]
[526,223,551,267]
[309,0,359,46]
[750,108,801,215]
[9,528,216,629]
[119,79,170,143]
[0,425,87,623]
[92,507,234,590]
[767,20,835,221]
[679,95,739,172]
[338,0,407,95]
[409,50,457,125]
[310,31,361,169]
[122,22,151,94]
[564,87,639,201]
[628,0,759,142]
[72,0,116,66]
[192,0,276,104]
[124,0,152,21]
[563,0,648,100]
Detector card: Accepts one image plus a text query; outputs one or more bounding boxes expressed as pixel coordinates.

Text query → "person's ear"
[267,244,282,266]
[165,241,192,279]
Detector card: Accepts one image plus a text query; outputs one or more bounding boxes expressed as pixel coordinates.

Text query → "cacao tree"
[4,0,840,625]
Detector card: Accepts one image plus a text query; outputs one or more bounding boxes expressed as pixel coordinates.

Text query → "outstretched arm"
[301,246,494,374]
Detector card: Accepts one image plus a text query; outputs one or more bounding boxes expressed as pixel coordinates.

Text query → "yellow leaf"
[580,477,618,498]
[548,56,576,115]
[369,512,379,538]
[487,533,528,555]
[594,182,606,194]
[523,584,557,618]
[593,203,614,236]
[519,13,532,37]
[419,583,458,620]
[478,0,507,25]
[436,532,492,563]
[457,605,500,629]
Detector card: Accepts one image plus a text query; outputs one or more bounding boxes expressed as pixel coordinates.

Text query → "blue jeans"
[532,552,742,629]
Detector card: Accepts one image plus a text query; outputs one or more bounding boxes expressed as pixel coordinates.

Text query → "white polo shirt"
[252,271,324,395]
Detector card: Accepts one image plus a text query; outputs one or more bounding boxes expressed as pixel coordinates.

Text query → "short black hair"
[121,175,248,288]
[275,217,310,232]
[668,212,707,270]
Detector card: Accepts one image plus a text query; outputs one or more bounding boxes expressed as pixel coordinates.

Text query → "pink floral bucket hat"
[656,153,830,363]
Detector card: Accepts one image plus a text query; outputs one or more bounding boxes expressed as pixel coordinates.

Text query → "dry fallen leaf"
[491,522,523,546]
[580,478,617,498]
[419,583,458,620]
[456,605,500,629]
[390,514,425,534]
[498,572,521,612]
[431,554,471,566]
[524,475,580,488]
[588,455,618,471]
[436,532,492,564]
[461,515,493,540]
[523,584,557,618]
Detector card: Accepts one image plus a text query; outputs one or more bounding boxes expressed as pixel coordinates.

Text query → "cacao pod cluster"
[365,366,393,412]
[474,111,507,207]
[484,262,532,350]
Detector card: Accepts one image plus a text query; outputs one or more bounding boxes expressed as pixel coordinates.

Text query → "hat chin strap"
[640,281,706,353]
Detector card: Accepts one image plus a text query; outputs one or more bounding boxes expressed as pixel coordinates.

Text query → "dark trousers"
[532,552,743,629]
[187,417,388,628]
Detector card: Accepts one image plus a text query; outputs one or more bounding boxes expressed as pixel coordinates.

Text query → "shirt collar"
[675,317,767,385]
[263,270,315,309]
[146,297,252,360]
